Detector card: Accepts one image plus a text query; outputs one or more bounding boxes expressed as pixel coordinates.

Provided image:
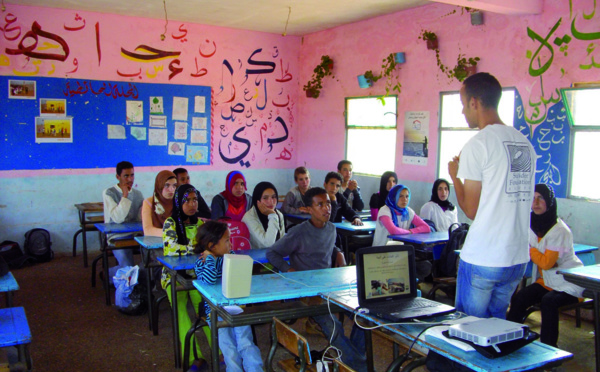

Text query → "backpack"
[437,223,470,277]
[24,228,54,263]
[0,240,35,269]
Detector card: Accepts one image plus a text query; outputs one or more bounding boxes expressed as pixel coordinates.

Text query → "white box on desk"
[222,254,253,298]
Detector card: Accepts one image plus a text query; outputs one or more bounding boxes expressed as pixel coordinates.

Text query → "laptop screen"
[356,245,417,306]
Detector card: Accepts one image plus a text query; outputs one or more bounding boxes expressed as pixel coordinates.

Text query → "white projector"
[448,317,526,347]
[222,254,253,298]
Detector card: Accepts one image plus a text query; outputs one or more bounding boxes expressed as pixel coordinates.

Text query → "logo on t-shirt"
[504,142,533,194]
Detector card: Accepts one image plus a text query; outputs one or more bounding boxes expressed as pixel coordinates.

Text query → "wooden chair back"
[333,358,356,372]
[269,317,313,371]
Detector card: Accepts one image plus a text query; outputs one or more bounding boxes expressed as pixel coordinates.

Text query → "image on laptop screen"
[363,249,411,299]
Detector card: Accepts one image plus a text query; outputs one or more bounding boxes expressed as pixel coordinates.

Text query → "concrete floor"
[2,252,596,371]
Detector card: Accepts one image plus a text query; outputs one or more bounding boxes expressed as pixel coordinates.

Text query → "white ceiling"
[6,0,430,36]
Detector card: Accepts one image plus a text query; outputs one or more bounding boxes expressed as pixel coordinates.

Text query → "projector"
[222,254,253,298]
[448,317,526,347]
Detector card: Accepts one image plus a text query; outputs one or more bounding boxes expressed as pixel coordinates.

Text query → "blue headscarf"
[385,184,410,226]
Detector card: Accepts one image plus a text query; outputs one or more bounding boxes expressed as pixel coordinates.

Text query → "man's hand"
[122,186,130,199]
[334,251,347,267]
[448,155,460,180]
[352,218,363,226]
[298,206,309,213]
[328,192,337,202]
[287,267,297,273]
[348,179,358,191]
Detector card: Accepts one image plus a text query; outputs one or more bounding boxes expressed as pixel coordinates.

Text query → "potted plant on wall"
[419,30,438,50]
[303,55,334,98]
[380,53,402,97]
[449,54,480,82]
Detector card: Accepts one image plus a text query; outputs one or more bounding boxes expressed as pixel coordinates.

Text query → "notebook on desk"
[355,245,455,322]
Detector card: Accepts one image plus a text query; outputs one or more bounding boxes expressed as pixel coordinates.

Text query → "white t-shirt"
[373,205,415,246]
[420,201,458,232]
[457,124,536,267]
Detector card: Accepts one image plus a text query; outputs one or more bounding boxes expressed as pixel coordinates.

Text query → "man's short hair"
[325,171,343,184]
[303,187,327,207]
[337,160,352,171]
[173,167,188,176]
[294,166,309,181]
[116,161,133,175]
[463,72,502,109]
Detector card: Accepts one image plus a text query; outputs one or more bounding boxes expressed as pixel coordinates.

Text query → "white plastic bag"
[113,265,140,308]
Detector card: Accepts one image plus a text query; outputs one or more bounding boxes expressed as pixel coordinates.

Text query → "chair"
[333,359,356,372]
[521,288,594,328]
[267,317,316,372]
[91,238,139,289]
[0,307,32,371]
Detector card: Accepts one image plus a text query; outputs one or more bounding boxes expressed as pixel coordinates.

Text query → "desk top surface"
[157,248,273,269]
[135,235,163,249]
[283,213,311,220]
[388,231,449,245]
[74,202,103,212]
[0,272,19,292]
[333,220,376,232]
[194,266,356,306]
[0,307,31,347]
[573,243,599,254]
[94,222,143,234]
[327,289,572,372]
[559,265,600,287]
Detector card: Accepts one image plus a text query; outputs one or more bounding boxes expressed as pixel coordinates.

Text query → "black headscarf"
[375,171,398,209]
[251,181,278,232]
[172,184,199,245]
[531,183,558,238]
[430,178,455,211]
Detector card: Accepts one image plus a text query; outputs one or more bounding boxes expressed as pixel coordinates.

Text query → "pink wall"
[296,0,600,182]
[0,5,301,172]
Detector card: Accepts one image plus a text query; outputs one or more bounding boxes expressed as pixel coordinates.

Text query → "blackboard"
[1,75,212,170]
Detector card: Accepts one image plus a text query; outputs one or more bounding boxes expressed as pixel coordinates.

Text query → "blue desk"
[94,222,143,306]
[559,265,600,372]
[327,289,573,372]
[389,231,449,260]
[157,248,278,368]
[574,243,598,266]
[0,307,32,370]
[193,266,356,372]
[283,212,311,226]
[0,272,19,307]
[356,210,372,221]
[334,220,377,262]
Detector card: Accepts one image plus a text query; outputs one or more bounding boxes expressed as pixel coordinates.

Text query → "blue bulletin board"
[0,76,212,171]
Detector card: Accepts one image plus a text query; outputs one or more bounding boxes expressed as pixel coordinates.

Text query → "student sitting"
[324,172,363,226]
[211,171,252,221]
[507,184,584,347]
[420,178,458,232]
[281,166,311,214]
[242,181,285,249]
[267,188,366,371]
[162,184,212,370]
[369,171,397,221]
[338,160,364,211]
[142,170,177,237]
[373,184,431,246]
[174,167,212,219]
[194,221,264,372]
[102,161,144,280]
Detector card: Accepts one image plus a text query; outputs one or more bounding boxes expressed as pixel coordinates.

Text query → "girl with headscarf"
[420,178,458,232]
[507,184,584,347]
[369,171,398,221]
[242,181,286,249]
[161,184,214,369]
[373,184,431,246]
[211,171,252,221]
[142,170,177,236]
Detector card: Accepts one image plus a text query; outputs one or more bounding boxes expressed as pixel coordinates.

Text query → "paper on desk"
[223,306,244,315]
[424,316,478,352]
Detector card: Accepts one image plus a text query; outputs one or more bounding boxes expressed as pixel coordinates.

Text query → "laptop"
[355,245,455,322]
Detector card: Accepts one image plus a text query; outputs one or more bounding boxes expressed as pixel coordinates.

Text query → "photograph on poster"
[149,115,167,128]
[186,145,209,164]
[149,128,168,146]
[40,98,67,116]
[168,142,185,156]
[108,125,126,139]
[192,116,207,129]
[9,80,36,99]
[35,116,73,143]
[126,100,143,125]
[150,96,164,115]
[131,126,146,140]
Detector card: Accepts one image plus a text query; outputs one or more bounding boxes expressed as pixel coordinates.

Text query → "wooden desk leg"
[365,328,374,372]
[170,273,182,369]
[594,291,600,372]
[210,307,219,372]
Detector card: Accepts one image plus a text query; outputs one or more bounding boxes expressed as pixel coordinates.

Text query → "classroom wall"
[0,5,301,251]
[296,0,600,245]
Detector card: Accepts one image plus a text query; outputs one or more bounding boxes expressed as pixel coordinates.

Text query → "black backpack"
[437,223,470,277]
[24,228,54,263]
[0,240,35,269]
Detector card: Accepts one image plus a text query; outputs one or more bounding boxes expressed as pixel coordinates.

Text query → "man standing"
[448,73,536,318]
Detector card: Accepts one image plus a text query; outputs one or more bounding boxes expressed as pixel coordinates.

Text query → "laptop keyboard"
[403,298,438,310]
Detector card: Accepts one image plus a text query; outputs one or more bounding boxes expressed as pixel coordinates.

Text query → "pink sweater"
[379,212,430,235]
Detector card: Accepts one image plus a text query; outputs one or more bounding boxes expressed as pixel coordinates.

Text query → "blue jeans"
[209,316,263,372]
[313,313,367,372]
[455,259,526,319]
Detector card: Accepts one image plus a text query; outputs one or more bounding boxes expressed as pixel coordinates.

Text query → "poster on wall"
[402,111,429,166]
[108,125,126,139]
[8,80,36,99]
[186,145,209,164]
[126,101,143,125]
[40,99,66,116]
[35,117,73,143]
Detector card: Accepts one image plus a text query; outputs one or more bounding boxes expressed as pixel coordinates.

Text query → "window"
[437,89,515,182]
[561,87,600,200]
[345,96,397,175]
